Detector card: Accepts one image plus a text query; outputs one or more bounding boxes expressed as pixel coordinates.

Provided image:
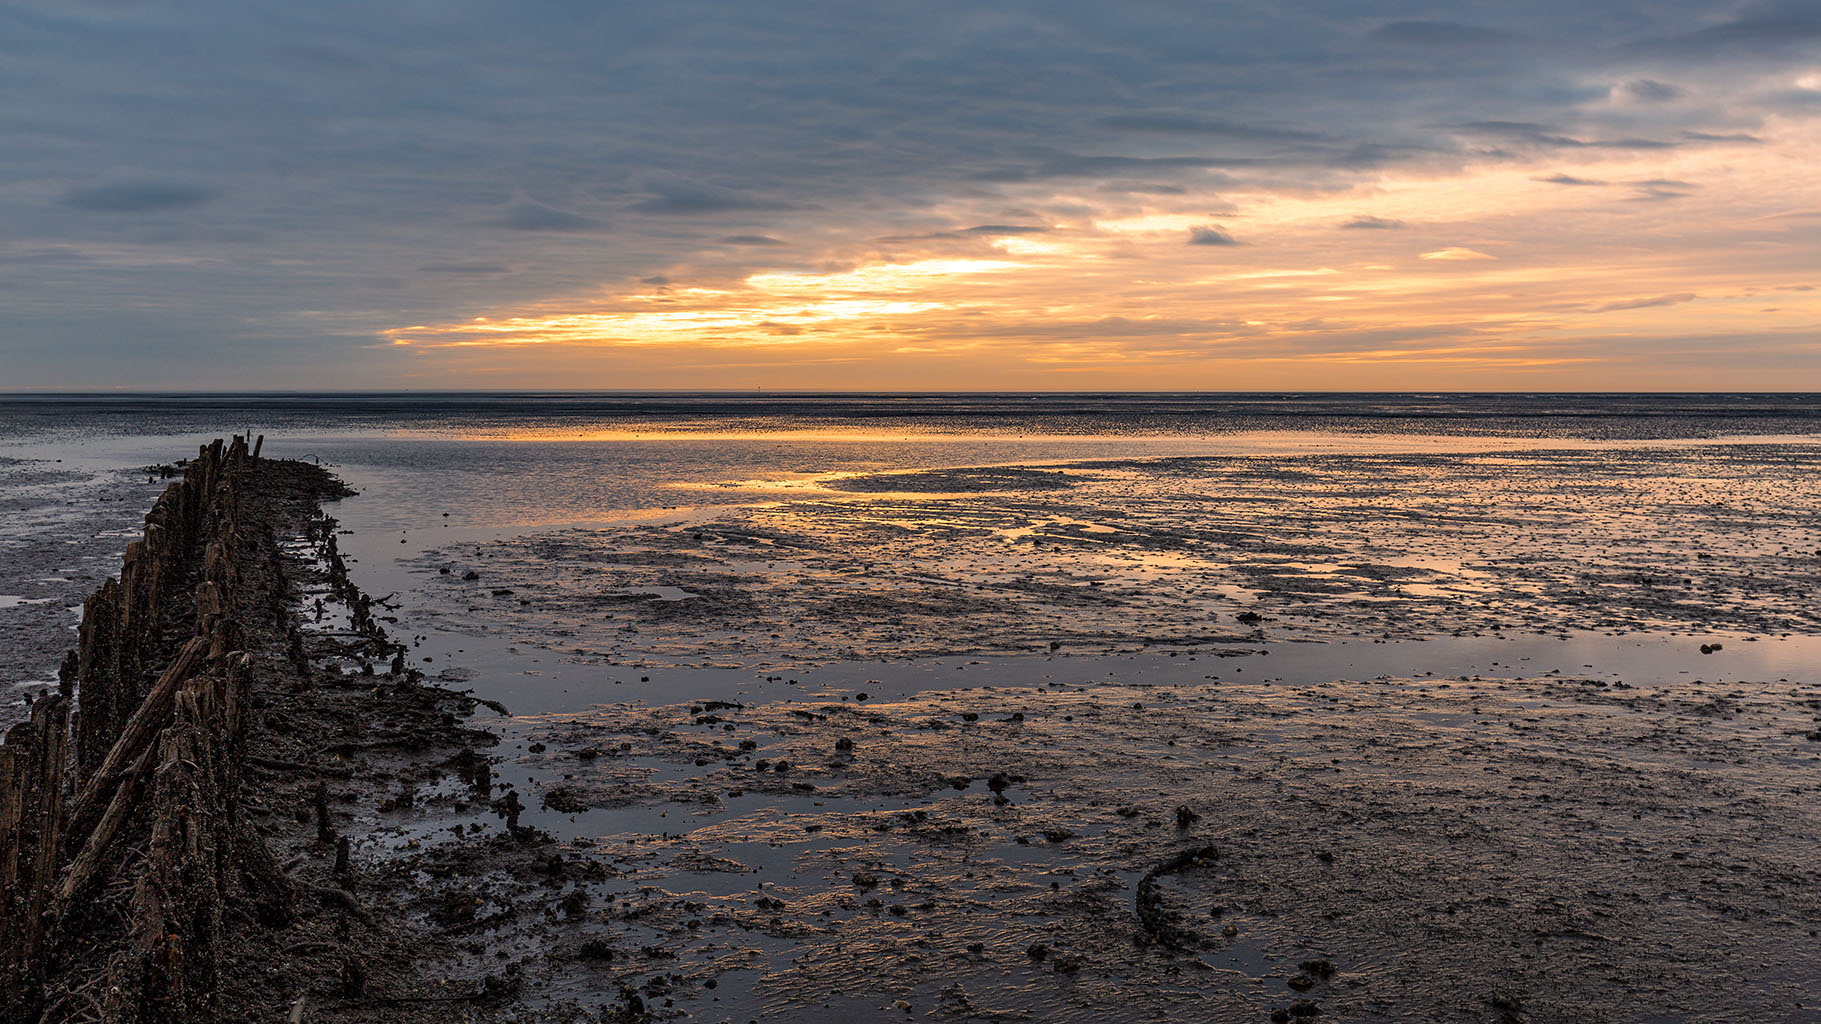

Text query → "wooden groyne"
[1,436,301,1022]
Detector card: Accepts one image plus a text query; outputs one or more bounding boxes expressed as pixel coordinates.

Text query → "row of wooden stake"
[0,434,290,1023]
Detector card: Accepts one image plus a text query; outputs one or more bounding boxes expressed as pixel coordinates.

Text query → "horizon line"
[3,389,1819,398]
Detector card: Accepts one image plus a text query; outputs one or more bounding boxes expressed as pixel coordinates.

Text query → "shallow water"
[3,393,1819,1020]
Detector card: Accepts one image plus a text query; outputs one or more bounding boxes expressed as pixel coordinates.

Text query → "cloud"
[879,223,1053,243]
[1452,121,1676,151]
[421,262,509,274]
[502,200,602,232]
[1759,87,1821,110]
[1627,180,1693,200]
[1419,248,1496,261]
[1679,131,1761,144]
[59,181,217,213]
[1589,292,1696,312]
[1626,12,1821,57]
[629,182,799,215]
[1187,226,1240,246]
[5,1,1819,387]
[1340,216,1406,229]
[1537,174,1608,186]
[1369,21,1522,46]
[1618,79,1683,102]
[960,224,1048,235]
[1103,184,1187,195]
[973,154,1247,184]
[1096,114,1322,142]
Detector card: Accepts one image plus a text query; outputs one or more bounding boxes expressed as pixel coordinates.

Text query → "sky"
[2,0,1818,391]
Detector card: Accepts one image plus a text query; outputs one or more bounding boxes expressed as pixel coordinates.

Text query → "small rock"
[1299,959,1335,979]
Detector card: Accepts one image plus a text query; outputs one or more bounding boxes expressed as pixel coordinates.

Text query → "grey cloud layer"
[1,0,1813,383]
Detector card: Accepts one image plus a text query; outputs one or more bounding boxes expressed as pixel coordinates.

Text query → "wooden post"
[2,437,309,1014]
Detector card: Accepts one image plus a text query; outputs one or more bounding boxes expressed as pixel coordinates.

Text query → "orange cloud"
[382,127,1821,389]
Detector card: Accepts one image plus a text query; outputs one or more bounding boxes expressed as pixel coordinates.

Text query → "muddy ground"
[398,445,1821,669]
[10,437,1821,1022]
[352,670,1821,1022]
[0,455,172,703]
[300,441,1821,1023]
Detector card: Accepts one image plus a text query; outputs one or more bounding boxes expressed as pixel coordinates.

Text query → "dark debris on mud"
[348,668,1821,1022]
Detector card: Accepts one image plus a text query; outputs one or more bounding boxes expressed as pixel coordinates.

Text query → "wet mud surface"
[368,670,1821,1022]
[340,440,1821,1021]
[0,455,171,703]
[401,445,1821,666]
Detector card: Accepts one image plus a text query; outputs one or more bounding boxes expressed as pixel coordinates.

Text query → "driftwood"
[1135,843,1221,949]
[0,436,300,1023]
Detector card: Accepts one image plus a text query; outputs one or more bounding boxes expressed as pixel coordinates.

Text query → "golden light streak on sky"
[384,125,1820,390]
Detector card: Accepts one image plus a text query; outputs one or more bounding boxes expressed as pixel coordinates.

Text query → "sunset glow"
[5,3,1818,389]
[381,128,1819,389]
